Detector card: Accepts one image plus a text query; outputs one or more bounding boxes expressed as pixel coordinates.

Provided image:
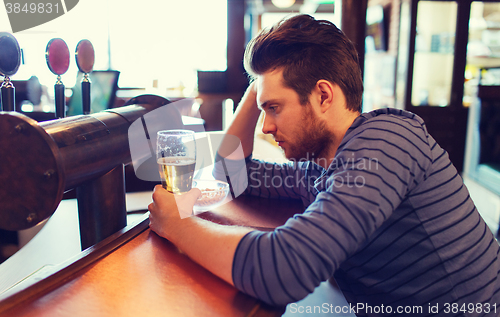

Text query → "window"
[411,1,457,107]
[107,0,227,92]
[1,0,227,99]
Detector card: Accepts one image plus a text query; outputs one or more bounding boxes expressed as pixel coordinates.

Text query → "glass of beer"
[157,130,196,194]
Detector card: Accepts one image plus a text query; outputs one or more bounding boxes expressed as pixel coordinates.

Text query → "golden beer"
[158,157,196,193]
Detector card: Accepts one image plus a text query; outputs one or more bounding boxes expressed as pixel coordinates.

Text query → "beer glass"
[157,130,196,194]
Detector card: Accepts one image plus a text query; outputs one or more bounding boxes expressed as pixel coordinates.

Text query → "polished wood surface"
[199,195,305,230]
[0,195,304,316]
[0,193,152,297]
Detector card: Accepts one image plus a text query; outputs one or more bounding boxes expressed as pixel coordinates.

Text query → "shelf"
[467,56,500,68]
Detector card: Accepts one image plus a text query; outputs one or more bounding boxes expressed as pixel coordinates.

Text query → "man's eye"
[268,106,277,112]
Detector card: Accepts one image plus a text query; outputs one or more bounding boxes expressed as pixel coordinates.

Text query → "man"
[148,14,500,316]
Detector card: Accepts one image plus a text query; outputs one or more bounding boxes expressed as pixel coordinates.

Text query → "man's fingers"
[150,186,201,220]
[187,188,202,201]
[173,188,201,219]
[152,185,168,202]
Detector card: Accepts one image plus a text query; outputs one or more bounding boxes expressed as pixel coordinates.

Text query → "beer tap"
[0,32,21,112]
[45,38,70,118]
[75,39,95,115]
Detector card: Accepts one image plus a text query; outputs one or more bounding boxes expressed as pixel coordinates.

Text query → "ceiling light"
[272,0,296,9]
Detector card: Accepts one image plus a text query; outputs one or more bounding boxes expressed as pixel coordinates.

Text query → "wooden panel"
[198,195,305,229]
[4,229,280,317]
[1,195,303,316]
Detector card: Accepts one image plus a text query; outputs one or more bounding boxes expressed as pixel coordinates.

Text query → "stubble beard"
[283,105,334,164]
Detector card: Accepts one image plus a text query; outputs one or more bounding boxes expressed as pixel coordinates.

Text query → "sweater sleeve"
[213,152,323,201]
[231,115,433,306]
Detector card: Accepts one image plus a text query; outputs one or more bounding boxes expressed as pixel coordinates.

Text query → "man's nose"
[261,113,277,135]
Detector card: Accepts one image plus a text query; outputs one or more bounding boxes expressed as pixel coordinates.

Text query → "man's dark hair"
[244,14,363,112]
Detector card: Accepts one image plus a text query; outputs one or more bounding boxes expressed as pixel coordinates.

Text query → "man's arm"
[148,185,253,286]
[218,82,262,159]
[214,82,309,201]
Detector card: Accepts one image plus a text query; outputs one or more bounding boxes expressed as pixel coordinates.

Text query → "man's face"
[256,69,332,162]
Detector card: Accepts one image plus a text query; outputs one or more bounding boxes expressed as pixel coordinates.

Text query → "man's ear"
[315,80,336,113]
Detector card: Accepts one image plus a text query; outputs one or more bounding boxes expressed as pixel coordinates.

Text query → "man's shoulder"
[346,108,429,141]
[338,108,433,161]
[363,108,425,128]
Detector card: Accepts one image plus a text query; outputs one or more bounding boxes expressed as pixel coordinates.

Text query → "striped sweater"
[224,108,500,316]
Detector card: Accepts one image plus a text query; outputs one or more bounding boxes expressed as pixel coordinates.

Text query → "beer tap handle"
[75,40,95,115]
[45,38,70,118]
[82,74,91,115]
[55,76,65,118]
[1,77,15,111]
[0,32,21,111]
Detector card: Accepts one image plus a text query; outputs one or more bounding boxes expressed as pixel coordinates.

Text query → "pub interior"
[1,0,500,316]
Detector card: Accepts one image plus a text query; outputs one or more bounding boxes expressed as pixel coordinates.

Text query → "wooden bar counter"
[0,195,304,317]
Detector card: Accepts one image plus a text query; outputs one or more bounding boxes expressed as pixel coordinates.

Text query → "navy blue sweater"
[221,109,500,316]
